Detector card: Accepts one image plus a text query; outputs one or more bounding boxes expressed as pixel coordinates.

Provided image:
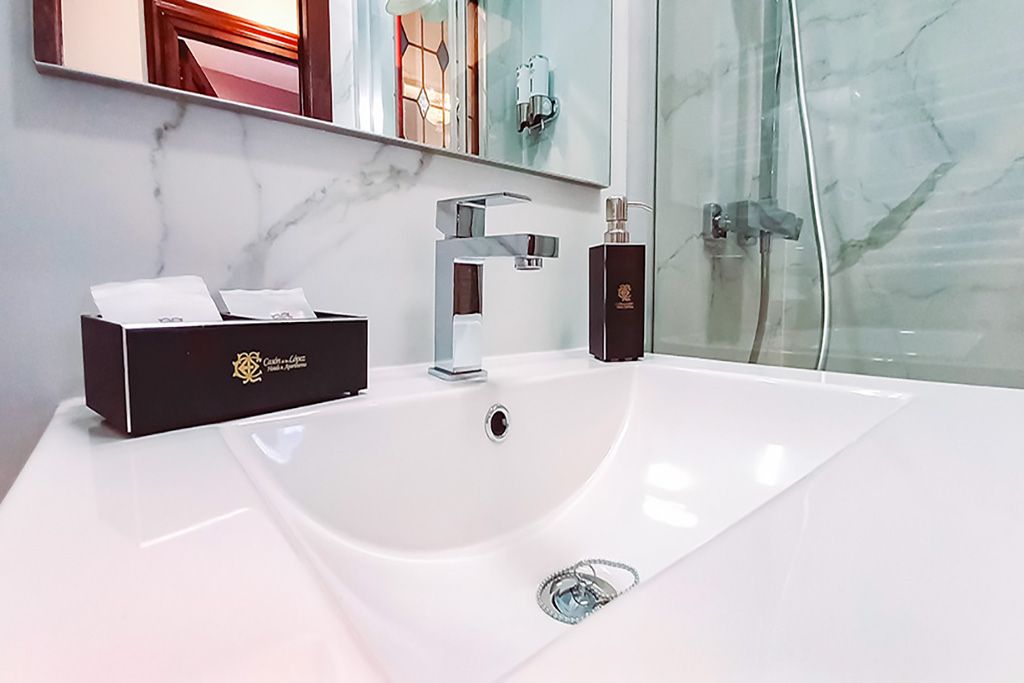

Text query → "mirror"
[33,0,613,185]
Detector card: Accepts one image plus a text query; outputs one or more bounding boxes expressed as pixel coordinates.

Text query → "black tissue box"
[81,312,367,436]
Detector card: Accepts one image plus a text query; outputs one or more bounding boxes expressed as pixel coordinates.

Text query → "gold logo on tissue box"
[232,351,264,385]
[232,350,309,384]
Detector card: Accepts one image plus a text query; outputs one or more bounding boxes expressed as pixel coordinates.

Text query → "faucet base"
[428,366,488,382]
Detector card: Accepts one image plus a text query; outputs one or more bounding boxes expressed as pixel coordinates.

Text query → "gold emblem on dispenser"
[616,283,635,310]
[232,351,263,385]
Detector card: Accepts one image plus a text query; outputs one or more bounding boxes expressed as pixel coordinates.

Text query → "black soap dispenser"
[589,196,646,362]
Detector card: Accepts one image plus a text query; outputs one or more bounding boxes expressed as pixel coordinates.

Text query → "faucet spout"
[435,233,560,262]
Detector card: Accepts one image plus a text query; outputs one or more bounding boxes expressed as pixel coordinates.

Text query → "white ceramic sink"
[222,352,909,682]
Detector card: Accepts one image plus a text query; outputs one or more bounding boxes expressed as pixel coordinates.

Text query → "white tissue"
[91,276,223,325]
[219,288,316,321]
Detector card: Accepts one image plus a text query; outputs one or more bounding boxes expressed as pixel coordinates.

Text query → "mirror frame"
[31,0,611,188]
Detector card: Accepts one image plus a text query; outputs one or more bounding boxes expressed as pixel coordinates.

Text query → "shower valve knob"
[703,203,730,240]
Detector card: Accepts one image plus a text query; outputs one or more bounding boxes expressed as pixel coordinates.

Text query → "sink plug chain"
[536,558,640,625]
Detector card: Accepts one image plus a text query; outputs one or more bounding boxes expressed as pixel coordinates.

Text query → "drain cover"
[485,404,510,443]
[537,560,639,625]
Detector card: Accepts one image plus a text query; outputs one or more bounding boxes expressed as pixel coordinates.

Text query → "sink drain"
[537,559,639,625]
[485,404,510,443]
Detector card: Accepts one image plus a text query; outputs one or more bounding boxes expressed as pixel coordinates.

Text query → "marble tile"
[653,0,1024,386]
[797,0,1024,382]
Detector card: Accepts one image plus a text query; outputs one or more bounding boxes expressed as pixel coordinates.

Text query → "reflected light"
[645,463,692,492]
[202,0,299,33]
[401,83,451,124]
[253,425,305,464]
[756,443,785,486]
[140,508,250,549]
[642,496,699,528]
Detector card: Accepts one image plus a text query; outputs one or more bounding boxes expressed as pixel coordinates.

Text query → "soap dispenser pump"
[589,196,646,362]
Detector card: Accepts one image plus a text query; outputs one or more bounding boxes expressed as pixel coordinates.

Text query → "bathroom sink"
[221,352,909,682]
[227,363,630,553]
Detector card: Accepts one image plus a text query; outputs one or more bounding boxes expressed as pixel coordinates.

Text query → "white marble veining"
[653,0,1024,386]
[797,0,1024,385]
[0,0,657,497]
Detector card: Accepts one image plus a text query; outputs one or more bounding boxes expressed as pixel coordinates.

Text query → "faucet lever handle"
[436,192,532,238]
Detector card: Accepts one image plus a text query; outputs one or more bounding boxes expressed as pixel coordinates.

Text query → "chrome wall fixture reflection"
[31,0,613,186]
[516,55,559,133]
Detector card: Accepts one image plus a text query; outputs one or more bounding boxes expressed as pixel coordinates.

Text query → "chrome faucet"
[429,192,559,381]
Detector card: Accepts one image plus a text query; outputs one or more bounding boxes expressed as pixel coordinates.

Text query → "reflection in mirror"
[144,0,330,119]
[395,9,463,150]
[52,0,331,119]
[34,0,613,184]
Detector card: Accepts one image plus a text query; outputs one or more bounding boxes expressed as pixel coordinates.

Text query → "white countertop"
[3,351,1024,682]
[0,398,387,682]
